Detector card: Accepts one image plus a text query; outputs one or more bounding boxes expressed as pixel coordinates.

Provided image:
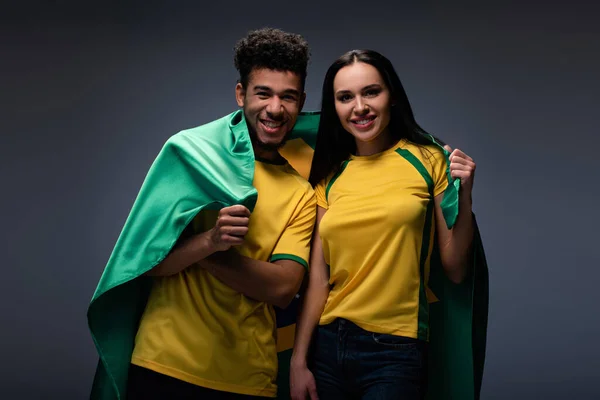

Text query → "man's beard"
[248,125,290,152]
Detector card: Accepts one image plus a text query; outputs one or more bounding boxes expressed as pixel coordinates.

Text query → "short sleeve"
[314,180,328,209]
[270,189,317,271]
[431,148,450,197]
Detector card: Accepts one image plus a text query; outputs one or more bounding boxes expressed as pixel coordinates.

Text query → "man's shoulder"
[281,163,315,197]
[256,161,315,203]
[169,111,238,143]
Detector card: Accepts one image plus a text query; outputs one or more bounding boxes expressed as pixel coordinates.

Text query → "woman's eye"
[364,89,380,97]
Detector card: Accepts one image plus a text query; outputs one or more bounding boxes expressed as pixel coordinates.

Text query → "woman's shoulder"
[400,139,447,165]
[315,171,336,191]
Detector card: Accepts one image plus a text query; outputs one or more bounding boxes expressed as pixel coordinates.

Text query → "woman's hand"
[290,361,319,400]
[444,145,476,195]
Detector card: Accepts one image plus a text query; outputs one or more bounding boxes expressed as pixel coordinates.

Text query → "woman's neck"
[354,129,396,156]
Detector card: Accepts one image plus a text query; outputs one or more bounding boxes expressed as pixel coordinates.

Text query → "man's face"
[236,68,306,152]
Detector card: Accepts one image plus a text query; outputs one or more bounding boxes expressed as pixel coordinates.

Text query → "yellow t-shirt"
[131,160,316,397]
[315,139,448,340]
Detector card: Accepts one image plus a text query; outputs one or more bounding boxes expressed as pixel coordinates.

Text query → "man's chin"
[254,138,286,152]
[253,131,290,152]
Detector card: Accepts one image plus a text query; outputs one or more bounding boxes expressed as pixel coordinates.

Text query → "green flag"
[87,110,488,399]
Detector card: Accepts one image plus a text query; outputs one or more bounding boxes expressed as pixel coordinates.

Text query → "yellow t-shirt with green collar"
[131,159,316,397]
[315,138,448,340]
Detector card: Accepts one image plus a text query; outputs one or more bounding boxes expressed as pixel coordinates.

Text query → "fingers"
[219,234,245,246]
[450,169,473,180]
[446,147,476,186]
[308,381,319,400]
[291,386,318,400]
[290,385,303,400]
[448,149,475,172]
[450,161,475,171]
[449,148,473,163]
[216,205,250,231]
[216,218,249,246]
[444,144,453,153]
[219,225,249,237]
[450,158,475,178]
[217,215,249,227]
[220,205,251,217]
[449,155,474,167]
[210,205,252,250]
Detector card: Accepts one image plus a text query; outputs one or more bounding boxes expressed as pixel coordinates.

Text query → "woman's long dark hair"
[308,49,445,187]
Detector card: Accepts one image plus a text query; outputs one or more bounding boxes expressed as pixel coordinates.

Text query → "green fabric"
[395,148,435,341]
[425,133,461,229]
[270,254,309,271]
[325,159,349,201]
[395,146,488,400]
[87,109,489,400]
[395,148,434,189]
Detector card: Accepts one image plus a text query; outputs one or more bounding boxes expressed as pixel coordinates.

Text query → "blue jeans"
[311,319,428,400]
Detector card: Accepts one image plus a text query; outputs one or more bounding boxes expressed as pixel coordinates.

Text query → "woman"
[289,49,476,399]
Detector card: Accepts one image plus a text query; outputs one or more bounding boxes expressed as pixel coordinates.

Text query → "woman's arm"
[434,147,476,283]
[291,206,330,365]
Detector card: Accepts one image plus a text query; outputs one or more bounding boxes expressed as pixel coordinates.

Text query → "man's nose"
[266,97,284,116]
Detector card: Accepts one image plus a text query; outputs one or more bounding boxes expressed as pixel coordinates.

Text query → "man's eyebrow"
[282,88,301,97]
[253,85,273,92]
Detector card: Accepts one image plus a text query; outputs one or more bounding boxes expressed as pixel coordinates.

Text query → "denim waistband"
[319,318,370,333]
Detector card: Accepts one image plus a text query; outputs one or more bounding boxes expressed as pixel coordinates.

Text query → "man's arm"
[200,252,305,309]
[201,190,317,308]
[145,205,250,277]
[145,231,216,277]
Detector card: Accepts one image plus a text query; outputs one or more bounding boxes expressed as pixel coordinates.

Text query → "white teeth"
[355,119,372,125]
[262,121,283,128]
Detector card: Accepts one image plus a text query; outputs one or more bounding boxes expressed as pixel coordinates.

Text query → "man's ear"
[235,83,245,107]
[299,92,306,111]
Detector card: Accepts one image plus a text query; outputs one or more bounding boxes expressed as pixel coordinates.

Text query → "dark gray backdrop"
[2,1,599,399]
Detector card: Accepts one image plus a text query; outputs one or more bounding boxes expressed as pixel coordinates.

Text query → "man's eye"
[257,92,269,98]
[282,95,297,101]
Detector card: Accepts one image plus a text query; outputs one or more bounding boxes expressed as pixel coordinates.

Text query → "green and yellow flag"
[87,110,488,399]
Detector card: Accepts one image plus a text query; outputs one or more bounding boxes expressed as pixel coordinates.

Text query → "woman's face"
[333,62,392,149]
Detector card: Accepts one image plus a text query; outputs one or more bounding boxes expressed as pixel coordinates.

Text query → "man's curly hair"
[234,27,310,90]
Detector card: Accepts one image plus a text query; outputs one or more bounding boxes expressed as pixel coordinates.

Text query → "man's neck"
[252,142,287,165]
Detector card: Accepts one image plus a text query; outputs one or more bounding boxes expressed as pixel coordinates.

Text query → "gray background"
[1,1,599,399]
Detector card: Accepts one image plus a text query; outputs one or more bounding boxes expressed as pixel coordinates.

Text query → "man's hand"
[208,205,251,252]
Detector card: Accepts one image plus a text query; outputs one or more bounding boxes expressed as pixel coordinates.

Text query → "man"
[88,28,316,399]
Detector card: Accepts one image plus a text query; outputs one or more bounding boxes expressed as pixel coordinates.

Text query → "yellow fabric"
[278,138,315,180]
[131,160,316,397]
[315,139,447,340]
[275,324,296,353]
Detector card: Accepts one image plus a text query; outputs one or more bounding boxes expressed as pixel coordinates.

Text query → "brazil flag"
[87,110,488,399]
